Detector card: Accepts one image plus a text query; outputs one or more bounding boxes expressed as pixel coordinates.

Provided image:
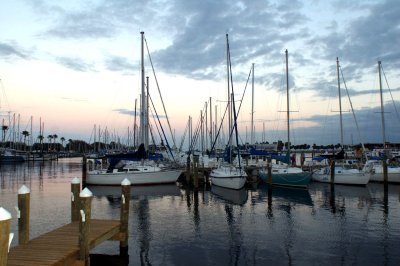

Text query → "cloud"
[113,108,167,120]
[151,0,310,81]
[311,0,400,77]
[104,56,135,74]
[26,1,400,87]
[287,100,400,145]
[113,108,136,116]
[0,41,31,60]
[34,0,172,40]
[31,1,311,81]
[55,56,96,72]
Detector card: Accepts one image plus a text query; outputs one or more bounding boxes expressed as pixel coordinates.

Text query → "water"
[1,158,400,265]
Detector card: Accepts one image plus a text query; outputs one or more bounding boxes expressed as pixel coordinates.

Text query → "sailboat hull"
[364,160,400,183]
[259,168,312,188]
[210,166,247,190]
[86,169,182,185]
[312,167,369,185]
[369,171,400,183]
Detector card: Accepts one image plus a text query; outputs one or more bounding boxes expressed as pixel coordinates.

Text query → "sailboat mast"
[134,98,137,148]
[140,31,148,150]
[378,61,386,147]
[337,57,344,147]
[226,34,231,148]
[251,63,255,145]
[146,76,149,150]
[285,49,290,153]
[378,61,389,183]
[209,97,212,150]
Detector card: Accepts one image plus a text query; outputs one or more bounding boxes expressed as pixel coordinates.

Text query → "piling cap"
[18,185,30,194]
[79,187,93,197]
[71,177,80,184]
[121,178,131,186]
[0,207,12,221]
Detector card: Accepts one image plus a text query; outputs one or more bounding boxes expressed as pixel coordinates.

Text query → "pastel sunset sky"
[0,0,399,148]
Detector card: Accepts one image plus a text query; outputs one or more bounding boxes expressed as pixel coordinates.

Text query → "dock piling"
[267,157,272,185]
[82,156,87,184]
[0,207,12,266]
[186,155,191,184]
[71,177,81,222]
[193,155,199,188]
[382,158,388,184]
[17,185,30,245]
[120,178,131,250]
[79,187,93,266]
[330,159,335,184]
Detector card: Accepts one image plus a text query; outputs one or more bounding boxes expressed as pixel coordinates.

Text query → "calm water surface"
[1,158,399,266]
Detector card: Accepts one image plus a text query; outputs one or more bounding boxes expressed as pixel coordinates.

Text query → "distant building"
[254,143,278,150]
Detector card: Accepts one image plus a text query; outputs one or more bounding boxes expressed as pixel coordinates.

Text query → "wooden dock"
[1,177,131,266]
[7,220,121,266]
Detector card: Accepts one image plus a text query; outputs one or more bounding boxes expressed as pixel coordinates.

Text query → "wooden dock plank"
[8,219,120,266]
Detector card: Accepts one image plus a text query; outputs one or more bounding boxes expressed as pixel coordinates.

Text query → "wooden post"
[267,186,272,217]
[120,179,131,251]
[193,155,199,188]
[330,159,335,184]
[79,188,93,266]
[267,157,272,185]
[329,184,336,214]
[82,156,87,184]
[382,157,388,184]
[71,177,81,222]
[18,185,30,245]
[186,155,191,184]
[0,207,12,266]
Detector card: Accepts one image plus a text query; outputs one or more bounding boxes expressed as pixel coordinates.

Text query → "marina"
[1,158,400,265]
[1,2,400,265]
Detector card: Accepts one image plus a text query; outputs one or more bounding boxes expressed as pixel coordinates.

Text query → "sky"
[0,0,399,149]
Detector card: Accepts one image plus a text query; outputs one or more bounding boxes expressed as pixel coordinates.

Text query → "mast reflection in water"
[1,158,399,265]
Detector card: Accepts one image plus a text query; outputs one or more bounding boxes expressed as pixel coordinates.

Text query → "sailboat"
[209,34,247,190]
[312,58,369,185]
[363,61,400,183]
[86,32,182,185]
[259,49,312,188]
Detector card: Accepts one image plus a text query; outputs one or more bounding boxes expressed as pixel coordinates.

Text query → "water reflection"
[88,184,181,210]
[88,184,181,199]
[224,203,243,266]
[0,158,82,190]
[312,183,372,213]
[257,184,313,207]
[137,197,151,266]
[1,160,400,265]
[211,186,248,205]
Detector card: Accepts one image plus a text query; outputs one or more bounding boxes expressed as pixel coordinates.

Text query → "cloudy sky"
[0,0,399,148]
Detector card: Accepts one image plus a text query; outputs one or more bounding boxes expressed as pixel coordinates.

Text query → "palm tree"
[68,139,73,152]
[53,134,58,151]
[22,130,30,150]
[60,137,65,151]
[2,125,8,143]
[47,135,53,150]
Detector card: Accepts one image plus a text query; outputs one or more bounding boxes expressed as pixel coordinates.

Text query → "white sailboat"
[86,32,181,185]
[362,61,400,183]
[210,34,247,190]
[312,58,369,185]
[259,49,312,188]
